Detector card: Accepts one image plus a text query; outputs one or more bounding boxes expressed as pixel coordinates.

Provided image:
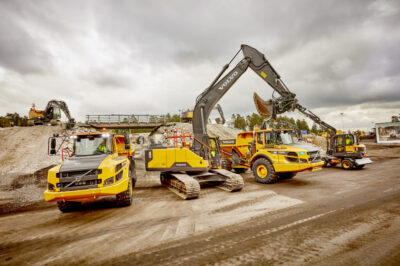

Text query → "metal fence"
[86,114,166,124]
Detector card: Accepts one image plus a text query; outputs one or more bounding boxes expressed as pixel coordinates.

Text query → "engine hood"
[60,154,108,172]
[288,143,320,152]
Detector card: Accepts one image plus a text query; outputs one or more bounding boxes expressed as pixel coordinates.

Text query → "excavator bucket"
[253,92,277,119]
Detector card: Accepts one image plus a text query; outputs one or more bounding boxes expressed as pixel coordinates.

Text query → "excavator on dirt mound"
[28,100,75,129]
[145,44,323,199]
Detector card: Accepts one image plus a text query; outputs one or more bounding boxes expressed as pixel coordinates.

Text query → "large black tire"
[130,159,137,187]
[279,172,297,180]
[233,168,247,174]
[341,159,353,170]
[252,158,278,184]
[221,157,232,171]
[57,201,81,213]
[116,178,133,207]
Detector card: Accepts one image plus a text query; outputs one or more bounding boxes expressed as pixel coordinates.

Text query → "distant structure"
[376,114,400,144]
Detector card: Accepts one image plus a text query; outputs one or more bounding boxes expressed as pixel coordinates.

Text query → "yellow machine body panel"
[221,129,324,173]
[29,109,44,120]
[44,133,133,202]
[145,147,208,172]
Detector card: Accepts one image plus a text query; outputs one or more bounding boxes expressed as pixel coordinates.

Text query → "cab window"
[257,133,263,145]
[345,134,354,146]
[335,135,344,146]
[264,132,273,145]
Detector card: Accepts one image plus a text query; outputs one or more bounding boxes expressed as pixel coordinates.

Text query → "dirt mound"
[302,134,327,151]
[0,126,67,213]
[148,122,240,146]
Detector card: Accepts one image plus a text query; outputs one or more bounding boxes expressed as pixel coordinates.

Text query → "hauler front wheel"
[252,158,278,184]
[116,178,133,207]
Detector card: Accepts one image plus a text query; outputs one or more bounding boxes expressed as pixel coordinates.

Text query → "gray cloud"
[0,0,399,129]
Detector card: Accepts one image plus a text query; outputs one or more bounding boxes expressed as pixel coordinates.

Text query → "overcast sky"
[0,0,399,130]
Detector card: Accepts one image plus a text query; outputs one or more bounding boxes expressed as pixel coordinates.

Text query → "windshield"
[73,135,112,156]
[276,131,296,144]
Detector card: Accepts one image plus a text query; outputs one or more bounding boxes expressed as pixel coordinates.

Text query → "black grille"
[285,156,299,163]
[308,151,321,162]
[59,169,100,191]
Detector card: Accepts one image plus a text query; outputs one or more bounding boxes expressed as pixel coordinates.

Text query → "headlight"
[103,177,114,186]
[48,183,55,191]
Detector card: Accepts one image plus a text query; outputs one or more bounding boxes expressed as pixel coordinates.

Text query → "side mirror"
[124,135,130,150]
[48,137,57,155]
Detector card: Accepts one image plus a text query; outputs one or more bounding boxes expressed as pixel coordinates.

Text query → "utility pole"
[340,112,344,130]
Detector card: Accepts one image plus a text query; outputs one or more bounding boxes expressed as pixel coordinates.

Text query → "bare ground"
[0,143,399,265]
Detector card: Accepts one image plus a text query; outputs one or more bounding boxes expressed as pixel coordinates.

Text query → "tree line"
[231,113,322,135]
[0,113,28,127]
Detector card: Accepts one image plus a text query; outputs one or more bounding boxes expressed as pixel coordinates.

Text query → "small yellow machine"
[44,132,136,212]
[221,128,324,183]
[28,100,75,129]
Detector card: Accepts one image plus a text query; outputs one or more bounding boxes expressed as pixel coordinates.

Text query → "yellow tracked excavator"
[145,44,315,199]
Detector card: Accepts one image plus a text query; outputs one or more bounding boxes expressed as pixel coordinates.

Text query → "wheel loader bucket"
[253,92,277,119]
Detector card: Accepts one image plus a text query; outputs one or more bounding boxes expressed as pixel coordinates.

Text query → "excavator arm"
[295,103,336,136]
[214,104,226,125]
[193,44,298,156]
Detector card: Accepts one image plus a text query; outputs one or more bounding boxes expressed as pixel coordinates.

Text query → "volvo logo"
[218,71,238,90]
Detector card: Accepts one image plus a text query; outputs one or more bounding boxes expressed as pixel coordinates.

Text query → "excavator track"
[160,173,200,200]
[209,169,244,192]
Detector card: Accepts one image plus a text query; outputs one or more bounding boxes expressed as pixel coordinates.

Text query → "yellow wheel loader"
[44,132,136,212]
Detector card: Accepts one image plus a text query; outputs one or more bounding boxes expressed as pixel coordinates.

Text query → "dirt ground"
[0,141,399,265]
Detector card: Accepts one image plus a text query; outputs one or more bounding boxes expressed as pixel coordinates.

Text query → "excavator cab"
[208,136,222,168]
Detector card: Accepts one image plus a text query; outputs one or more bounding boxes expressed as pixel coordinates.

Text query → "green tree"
[246,113,264,130]
[232,114,246,130]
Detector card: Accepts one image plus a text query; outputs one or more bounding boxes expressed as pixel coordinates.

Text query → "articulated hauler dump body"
[44,132,136,212]
[220,128,324,184]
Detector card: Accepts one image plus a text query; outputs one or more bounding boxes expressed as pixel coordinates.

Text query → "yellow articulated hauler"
[44,132,136,212]
[221,128,324,183]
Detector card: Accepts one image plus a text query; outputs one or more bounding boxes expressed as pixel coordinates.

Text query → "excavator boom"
[193,44,298,157]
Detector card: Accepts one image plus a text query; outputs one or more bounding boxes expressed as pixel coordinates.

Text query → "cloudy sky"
[1,0,399,130]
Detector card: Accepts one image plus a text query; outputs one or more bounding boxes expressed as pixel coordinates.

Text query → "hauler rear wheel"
[252,158,278,184]
[341,159,353,170]
[233,168,247,174]
[221,157,232,171]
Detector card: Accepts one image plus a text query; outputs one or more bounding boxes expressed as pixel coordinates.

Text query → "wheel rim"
[343,161,350,168]
[257,165,268,178]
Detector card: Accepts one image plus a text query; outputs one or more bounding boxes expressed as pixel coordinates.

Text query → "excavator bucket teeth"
[253,92,276,119]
